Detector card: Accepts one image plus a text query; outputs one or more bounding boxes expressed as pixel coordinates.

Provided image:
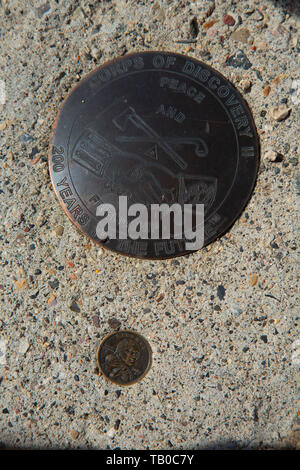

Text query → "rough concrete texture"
[0,0,299,450]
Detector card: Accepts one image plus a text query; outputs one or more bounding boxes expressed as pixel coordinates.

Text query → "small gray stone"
[48,278,59,290]
[290,79,300,105]
[69,301,80,313]
[92,315,100,328]
[293,174,300,194]
[265,23,290,51]
[35,2,51,19]
[217,285,226,301]
[231,28,252,44]
[18,338,30,355]
[20,133,34,143]
[232,303,243,316]
[0,339,7,365]
[226,50,252,70]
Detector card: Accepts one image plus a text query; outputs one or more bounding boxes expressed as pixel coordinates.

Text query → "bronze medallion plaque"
[97,330,152,386]
[49,51,260,259]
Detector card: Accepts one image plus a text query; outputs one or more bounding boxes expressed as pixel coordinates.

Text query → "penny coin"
[97,330,152,386]
[49,51,260,259]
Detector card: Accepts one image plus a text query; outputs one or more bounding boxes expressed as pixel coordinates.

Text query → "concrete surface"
[0,0,299,450]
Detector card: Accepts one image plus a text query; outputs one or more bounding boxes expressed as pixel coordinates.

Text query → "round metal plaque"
[49,51,260,259]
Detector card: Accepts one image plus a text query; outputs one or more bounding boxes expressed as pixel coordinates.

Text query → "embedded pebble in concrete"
[0,0,299,451]
[265,149,281,162]
[0,340,7,365]
[270,105,291,122]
